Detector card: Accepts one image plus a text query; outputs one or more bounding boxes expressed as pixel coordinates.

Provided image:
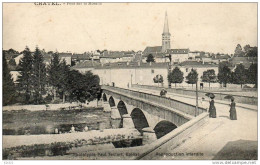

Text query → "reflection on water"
[3,108,111,135]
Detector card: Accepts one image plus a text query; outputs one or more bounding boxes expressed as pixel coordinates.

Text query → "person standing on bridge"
[229,97,237,120]
[209,95,216,118]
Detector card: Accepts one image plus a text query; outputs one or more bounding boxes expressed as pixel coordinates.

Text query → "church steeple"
[162,11,171,53]
[163,11,169,34]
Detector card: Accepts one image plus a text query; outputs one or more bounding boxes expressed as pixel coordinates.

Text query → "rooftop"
[72,53,91,60]
[59,53,72,57]
[143,46,162,54]
[179,61,218,67]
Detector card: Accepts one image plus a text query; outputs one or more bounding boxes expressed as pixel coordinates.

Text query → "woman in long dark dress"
[229,98,237,120]
[209,97,216,118]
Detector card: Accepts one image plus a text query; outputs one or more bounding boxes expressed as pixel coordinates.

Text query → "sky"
[3,3,257,54]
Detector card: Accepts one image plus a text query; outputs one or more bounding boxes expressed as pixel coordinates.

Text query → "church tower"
[162,11,171,53]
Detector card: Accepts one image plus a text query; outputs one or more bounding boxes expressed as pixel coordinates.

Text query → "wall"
[136,112,208,160]
[93,68,168,88]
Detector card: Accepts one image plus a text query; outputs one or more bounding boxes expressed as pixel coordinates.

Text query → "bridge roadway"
[130,86,257,159]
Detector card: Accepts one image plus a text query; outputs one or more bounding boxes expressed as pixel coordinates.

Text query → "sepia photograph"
[2,2,258,161]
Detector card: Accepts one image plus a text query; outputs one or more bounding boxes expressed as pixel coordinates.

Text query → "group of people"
[207,96,237,120]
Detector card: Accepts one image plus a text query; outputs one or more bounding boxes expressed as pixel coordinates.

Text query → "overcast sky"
[3,3,257,54]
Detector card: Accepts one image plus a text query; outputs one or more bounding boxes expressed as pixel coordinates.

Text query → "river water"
[3,108,112,135]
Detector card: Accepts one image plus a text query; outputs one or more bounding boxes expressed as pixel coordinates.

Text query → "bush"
[3,129,16,135]
[44,94,53,104]
[50,142,70,156]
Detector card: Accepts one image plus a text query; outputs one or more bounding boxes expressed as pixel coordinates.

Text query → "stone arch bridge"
[101,85,206,142]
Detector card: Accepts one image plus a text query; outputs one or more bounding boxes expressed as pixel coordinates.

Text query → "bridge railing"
[132,84,257,105]
[102,85,206,117]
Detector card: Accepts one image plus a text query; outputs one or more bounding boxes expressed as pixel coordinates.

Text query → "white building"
[59,53,72,65]
[72,61,219,89]
[166,49,190,63]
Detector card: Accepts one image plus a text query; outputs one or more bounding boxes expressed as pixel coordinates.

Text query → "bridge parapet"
[102,85,206,117]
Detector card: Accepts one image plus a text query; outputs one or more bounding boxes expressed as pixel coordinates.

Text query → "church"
[143,12,190,63]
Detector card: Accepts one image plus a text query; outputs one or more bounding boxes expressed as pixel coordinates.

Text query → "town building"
[72,53,90,66]
[230,56,257,68]
[166,49,190,63]
[59,53,72,65]
[99,51,134,64]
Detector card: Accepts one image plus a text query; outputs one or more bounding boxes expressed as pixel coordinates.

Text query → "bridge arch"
[130,108,149,132]
[117,100,128,117]
[108,96,116,107]
[102,93,108,102]
[153,120,177,139]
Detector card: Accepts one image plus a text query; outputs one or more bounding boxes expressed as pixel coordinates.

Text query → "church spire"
[162,11,171,53]
[163,11,169,34]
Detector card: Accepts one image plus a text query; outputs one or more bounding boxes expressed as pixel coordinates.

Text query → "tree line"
[3,46,101,106]
[155,63,257,88]
[234,44,257,57]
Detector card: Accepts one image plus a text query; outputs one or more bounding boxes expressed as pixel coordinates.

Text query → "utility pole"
[168,62,172,88]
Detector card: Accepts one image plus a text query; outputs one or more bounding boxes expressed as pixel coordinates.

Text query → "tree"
[47,52,61,100]
[153,74,163,87]
[67,70,100,103]
[201,69,217,88]
[146,54,155,63]
[247,47,257,57]
[17,46,33,103]
[58,60,70,103]
[234,44,244,56]
[7,48,19,54]
[31,46,46,104]
[3,51,16,105]
[244,44,251,54]
[232,64,247,88]
[168,67,184,88]
[218,63,231,87]
[9,58,16,66]
[186,69,198,88]
[247,63,257,87]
